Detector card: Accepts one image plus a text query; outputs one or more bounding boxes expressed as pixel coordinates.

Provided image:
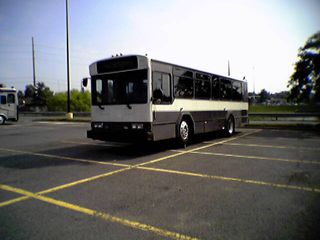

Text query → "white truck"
[0,87,18,125]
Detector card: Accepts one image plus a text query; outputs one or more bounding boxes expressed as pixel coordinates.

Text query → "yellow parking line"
[0,147,129,168]
[61,140,126,147]
[139,166,320,193]
[223,142,320,151]
[0,184,198,240]
[0,130,260,208]
[138,130,261,167]
[171,150,320,165]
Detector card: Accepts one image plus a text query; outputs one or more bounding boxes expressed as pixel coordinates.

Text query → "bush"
[47,90,90,112]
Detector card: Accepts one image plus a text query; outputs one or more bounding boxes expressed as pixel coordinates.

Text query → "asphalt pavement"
[1,118,320,239]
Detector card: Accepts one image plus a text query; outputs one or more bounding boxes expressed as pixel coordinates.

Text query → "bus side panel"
[192,111,226,133]
[152,123,176,141]
[152,111,179,141]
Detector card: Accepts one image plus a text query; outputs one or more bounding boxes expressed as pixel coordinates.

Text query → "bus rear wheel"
[0,116,5,125]
[224,115,235,137]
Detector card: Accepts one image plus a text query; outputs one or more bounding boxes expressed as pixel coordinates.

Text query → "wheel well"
[228,114,235,122]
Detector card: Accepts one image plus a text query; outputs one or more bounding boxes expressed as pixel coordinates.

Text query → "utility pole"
[227,60,230,76]
[65,0,73,119]
[32,37,36,87]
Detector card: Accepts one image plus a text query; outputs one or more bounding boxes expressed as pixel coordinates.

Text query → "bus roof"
[151,58,246,83]
[0,87,17,93]
[90,54,246,83]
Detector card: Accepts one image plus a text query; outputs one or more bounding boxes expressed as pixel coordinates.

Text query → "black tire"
[0,116,6,125]
[224,115,235,137]
[178,119,191,144]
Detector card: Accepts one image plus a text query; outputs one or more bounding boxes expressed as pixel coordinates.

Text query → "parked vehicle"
[0,87,18,125]
[84,55,248,143]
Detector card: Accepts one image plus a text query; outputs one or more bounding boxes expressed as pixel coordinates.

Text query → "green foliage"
[24,82,53,107]
[47,90,90,112]
[258,89,270,103]
[249,105,300,113]
[288,31,320,103]
[249,104,319,113]
[70,89,90,112]
[21,82,90,112]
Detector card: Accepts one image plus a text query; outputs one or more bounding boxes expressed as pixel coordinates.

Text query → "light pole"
[65,0,73,119]
[32,37,36,87]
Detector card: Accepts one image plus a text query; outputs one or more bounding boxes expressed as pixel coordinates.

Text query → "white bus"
[0,87,19,125]
[84,55,248,143]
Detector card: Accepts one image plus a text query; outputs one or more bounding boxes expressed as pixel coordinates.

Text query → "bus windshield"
[92,69,148,105]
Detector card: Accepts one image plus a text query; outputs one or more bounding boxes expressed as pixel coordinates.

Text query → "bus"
[84,55,248,143]
[0,87,19,125]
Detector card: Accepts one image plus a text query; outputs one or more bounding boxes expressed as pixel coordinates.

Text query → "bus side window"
[8,94,15,104]
[0,95,7,104]
[232,81,242,101]
[174,76,193,99]
[212,76,220,99]
[242,82,248,101]
[152,72,171,103]
[220,78,232,100]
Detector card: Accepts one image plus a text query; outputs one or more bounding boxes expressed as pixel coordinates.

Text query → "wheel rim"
[228,118,234,135]
[0,116,4,125]
[180,121,189,141]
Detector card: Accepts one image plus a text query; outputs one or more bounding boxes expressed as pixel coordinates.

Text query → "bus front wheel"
[178,119,192,144]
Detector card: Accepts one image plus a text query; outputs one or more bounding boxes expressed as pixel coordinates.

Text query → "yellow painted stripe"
[0,147,129,168]
[0,195,29,208]
[224,142,320,151]
[172,150,320,165]
[0,130,260,208]
[61,140,126,147]
[0,168,132,207]
[0,184,199,240]
[138,130,261,167]
[139,167,320,193]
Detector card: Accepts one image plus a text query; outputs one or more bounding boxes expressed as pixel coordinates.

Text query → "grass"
[249,104,320,113]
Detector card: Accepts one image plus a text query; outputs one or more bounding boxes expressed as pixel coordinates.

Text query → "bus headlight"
[132,123,143,129]
[92,122,103,129]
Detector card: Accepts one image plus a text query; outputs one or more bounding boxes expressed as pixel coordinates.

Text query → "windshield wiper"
[126,103,132,109]
[98,104,104,110]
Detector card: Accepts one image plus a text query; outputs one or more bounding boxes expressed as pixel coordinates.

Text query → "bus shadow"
[0,131,236,170]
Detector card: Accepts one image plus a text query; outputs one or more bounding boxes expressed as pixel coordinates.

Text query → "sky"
[0,0,319,94]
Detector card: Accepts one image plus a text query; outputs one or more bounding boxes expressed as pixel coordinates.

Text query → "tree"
[24,82,53,108]
[34,82,53,106]
[288,31,320,103]
[258,89,270,103]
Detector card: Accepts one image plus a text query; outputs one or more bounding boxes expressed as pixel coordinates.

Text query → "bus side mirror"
[82,78,88,87]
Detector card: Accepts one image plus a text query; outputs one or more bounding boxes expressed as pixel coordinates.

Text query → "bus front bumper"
[87,122,153,142]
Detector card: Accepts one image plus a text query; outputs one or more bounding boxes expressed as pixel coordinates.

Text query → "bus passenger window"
[232,81,242,101]
[107,80,115,103]
[212,76,220,99]
[220,79,232,100]
[152,72,171,103]
[8,94,15,104]
[0,95,7,104]
[195,79,210,99]
[242,82,248,101]
[95,79,103,104]
[174,76,193,98]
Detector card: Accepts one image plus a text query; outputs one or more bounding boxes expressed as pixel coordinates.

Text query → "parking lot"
[1,120,320,239]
